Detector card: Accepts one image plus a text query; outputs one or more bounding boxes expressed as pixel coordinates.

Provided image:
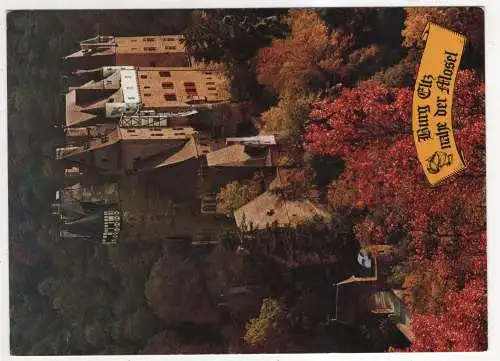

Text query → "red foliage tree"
[304,70,486,351]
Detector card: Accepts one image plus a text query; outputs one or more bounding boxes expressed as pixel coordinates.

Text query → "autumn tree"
[257,9,402,96]
[402,7,484,70]
[362,48,420,88]
[304,70,486,351]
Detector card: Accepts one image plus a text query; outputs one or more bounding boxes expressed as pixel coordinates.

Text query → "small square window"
[144,93,151,97]
[159,71,171,78]
[140,75,148,79]
[164,94,177,101]
[144,85,151,89]
[162,82,174,89]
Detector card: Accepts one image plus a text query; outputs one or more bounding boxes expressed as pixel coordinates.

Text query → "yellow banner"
[412,22,467,185]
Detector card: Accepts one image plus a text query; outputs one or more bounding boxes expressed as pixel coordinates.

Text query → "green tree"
[145,253,218,324]
[261,91,312,147]
[184,9,288,64]
[216,180,261,216]
[183,10,288,102]
[244,298,288,351]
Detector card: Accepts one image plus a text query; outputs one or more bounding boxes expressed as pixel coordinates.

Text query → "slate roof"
[234,191,330,230]
[206,144,275,167]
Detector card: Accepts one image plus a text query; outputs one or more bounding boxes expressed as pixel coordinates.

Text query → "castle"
[53,35,278,245]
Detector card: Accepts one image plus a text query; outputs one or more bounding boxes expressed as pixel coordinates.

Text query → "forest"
[7,8,485,354]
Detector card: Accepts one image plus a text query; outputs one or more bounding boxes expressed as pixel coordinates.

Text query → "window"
[131,47,137,50]
[143,93,151,97]
[127,129,136,133]
[127,96,136,101]
[174,132,186,136]
[151,133,164,137]
[131,39,138,42]
[126,86,133,90]
[149,127,162,132]
[206,81,215,85]
[164,94,177,101]
[204,72,213,75]
[159,71,171,78]
[166,46,176,50]
[144,85,150,89]
[162,82,174,89]
[140,75,148,79]
[208,87,216,91]
[184,82,197,95]
[144,47,156,51]
[172,127,184,131]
